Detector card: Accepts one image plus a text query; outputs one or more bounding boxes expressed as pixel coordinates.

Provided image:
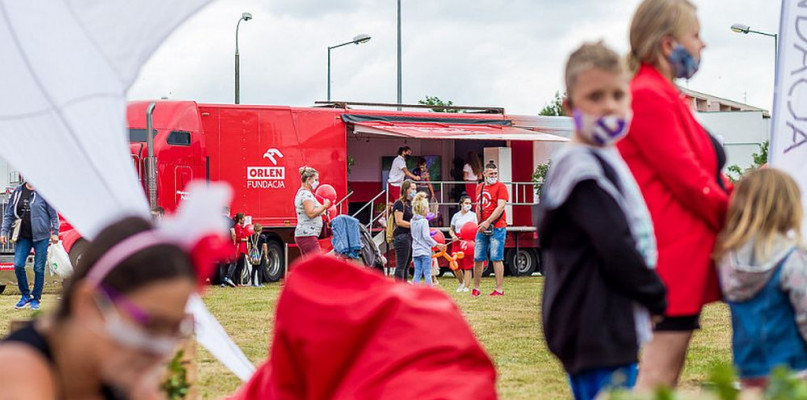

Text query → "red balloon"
[328,205,338,220]
[459,222,478,241]
[315,193,326,204]
[245,224,255,236]
[430,229,446,249]
[316,184,338,203]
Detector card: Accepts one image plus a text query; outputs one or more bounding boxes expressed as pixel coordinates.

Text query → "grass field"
[0,275,732,399]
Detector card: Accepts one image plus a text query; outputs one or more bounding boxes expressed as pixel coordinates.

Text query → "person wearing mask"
[472,162,508,297]
[618,0,731,390]
[393,180,417,281]
[463,152,483,200]
[0,179,59,311]
[295,167,331,256]
[0,217,198,399]
[388,147,420,202]
[223,213,248,287]
[449,196,477,292]
[539,41,667,399]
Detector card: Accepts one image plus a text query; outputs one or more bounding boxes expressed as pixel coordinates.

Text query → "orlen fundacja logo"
[247,148,286,189]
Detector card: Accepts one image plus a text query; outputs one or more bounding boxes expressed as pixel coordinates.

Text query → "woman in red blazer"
[618,0,731,390]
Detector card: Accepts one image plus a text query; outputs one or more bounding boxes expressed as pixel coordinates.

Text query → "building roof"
[679,87,770,117]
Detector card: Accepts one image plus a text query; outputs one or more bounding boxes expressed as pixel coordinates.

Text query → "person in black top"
[0,180,59,311]
[392,180,416,281]
[249,223,268,287]
[0,217,197,399]
[538,42,666,400]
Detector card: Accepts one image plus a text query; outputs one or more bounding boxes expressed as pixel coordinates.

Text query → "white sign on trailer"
[771,0,807,235]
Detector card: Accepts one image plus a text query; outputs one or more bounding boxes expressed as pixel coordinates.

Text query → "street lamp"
[397,0,402,109]
[731,23,778,69]
[235,12,253,104]
[327,34,372,102]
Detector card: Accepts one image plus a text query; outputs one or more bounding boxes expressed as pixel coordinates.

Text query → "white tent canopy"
[0,0,253,381]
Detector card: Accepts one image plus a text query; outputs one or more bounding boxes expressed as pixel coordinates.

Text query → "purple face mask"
[572,109,632,146]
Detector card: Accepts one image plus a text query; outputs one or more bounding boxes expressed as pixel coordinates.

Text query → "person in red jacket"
[223,212,249,287]
[618,0,731,390]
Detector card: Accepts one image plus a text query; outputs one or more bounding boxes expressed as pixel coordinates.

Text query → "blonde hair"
[627,0,697,73]
[412,192,430,216]
[299,166,318,183]
[565,41,625,101]
[714,168,803,262]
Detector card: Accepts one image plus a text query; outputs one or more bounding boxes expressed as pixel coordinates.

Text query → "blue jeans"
[568,363,638,400]
[14,237,49,300]
[474,227,506,262]
[412,255,432,286]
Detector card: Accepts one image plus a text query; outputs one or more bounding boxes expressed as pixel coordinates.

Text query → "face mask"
[462,204,472,212]
[408,191,416,199]
[310,180,319,190]
[485,176,498,185]
[572,109,632,146]
[668,43,700,79]
[94,296,190,358]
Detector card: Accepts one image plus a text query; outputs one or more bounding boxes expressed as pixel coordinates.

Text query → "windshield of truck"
[129,128,157,142]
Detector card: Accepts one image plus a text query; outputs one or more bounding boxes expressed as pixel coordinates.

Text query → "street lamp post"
[731,23,778,70]
[397,0,402,110]
[327,34,372,102]
[235,12,253,104]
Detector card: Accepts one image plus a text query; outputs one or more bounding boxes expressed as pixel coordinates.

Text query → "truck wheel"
[482,261,493,277]
[264,241,285,282]
[240,260,252,285]
[68,239,89,269]
[506,248,538,276]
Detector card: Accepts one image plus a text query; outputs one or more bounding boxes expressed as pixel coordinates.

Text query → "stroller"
[330,215,386,272]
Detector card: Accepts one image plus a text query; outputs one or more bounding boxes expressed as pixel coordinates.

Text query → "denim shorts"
[474,227,506,262]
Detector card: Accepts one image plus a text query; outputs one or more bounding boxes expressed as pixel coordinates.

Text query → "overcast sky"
[127,0,780,115]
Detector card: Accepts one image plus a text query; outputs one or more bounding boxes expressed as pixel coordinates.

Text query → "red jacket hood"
[229,255,497,400]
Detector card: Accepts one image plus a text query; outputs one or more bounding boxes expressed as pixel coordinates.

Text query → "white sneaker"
[462,287,470,292]
[456,284,465,292]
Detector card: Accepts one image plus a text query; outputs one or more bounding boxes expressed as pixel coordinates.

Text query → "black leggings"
[251,260,265,285]
[393,233,412,281]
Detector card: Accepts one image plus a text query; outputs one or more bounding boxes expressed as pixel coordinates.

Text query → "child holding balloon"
[410,193,445,286]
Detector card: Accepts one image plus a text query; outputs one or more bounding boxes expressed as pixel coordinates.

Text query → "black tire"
[239,257,253,285]
[481,261,494,277]
[264,240,285,282]
[68,239,89,269]
[506,248,538,276]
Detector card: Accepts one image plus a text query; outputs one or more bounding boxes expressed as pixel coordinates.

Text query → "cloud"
[128,0,781,114]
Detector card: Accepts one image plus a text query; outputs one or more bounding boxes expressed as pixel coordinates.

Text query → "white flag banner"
[771,0,807,234]
[0,0,254,381]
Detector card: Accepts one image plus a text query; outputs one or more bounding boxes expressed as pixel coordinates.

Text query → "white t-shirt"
[294,188,323,237]
[463,163,479,182]
[450,210,478,234]
[388,155,407,187]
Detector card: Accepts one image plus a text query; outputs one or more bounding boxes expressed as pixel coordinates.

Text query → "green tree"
[539,91,566,116]
[726,140,768,183]
[418,96,459,113]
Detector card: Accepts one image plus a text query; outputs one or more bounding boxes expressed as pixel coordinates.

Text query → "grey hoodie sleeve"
[780,249,807,342]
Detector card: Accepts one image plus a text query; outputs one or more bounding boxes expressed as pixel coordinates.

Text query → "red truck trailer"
[60,100,570,281]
